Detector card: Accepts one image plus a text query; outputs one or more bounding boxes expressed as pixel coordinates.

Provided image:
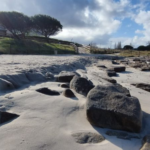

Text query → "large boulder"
[0,78,15,91]
[56,71,79,83]
[70,76,94,96]
[86,85,142,133]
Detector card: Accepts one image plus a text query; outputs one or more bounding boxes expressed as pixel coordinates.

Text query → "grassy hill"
[120,50,150,57]
[0,37,76,55]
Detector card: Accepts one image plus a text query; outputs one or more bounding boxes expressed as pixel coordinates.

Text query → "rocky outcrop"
[86,85,142,133]
[70,76,94,96]
[72,132,105,144]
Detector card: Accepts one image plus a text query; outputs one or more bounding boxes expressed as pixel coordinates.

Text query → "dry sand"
[0,54,150,150]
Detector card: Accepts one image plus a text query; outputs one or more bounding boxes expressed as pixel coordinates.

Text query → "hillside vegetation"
[0,37,75,54]
[120,50,150,57]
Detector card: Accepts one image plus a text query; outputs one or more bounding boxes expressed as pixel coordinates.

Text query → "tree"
[137,45,147,51]
[123,45,133,50]
[116,41,122,49]
[0,11,32,39]
[31,14,62,40]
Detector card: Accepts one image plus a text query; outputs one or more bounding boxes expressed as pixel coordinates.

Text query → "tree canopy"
[31,14,62,39]
[123,45,133,50]
[0,11,32,39]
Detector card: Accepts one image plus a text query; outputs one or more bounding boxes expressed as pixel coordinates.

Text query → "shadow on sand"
[90,111,150,150]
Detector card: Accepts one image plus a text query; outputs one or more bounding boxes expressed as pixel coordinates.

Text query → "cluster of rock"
[113,57,150,71]
[0,66,148,148]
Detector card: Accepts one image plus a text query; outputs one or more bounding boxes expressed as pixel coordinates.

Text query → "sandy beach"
[0,54,150,150]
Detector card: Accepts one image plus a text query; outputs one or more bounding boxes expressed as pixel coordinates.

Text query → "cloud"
[0,0,149,47]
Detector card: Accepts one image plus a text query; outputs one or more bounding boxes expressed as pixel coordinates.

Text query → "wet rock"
[0,78,15,91]
[86,85,142,133]
[0,111,19,124]
[140,135,150,150]
[72,132,105,144]
[63,89,75,98]
[36,88,60,96]
[70,76,94,96]
[56,71,79,83]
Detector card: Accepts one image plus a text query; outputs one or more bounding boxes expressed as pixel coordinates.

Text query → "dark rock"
[70,76,94,96]
[113,66,126,72]
[63,89,75,98]
[0,78,15,91]
[60,83,69,88]
[106,69,117,77]
[72,132,105,144]
[97,65,107,68]
[0,111,19,124]
[56,71,79,83]
[106,130,141,140]
[86,85,142,133]
[140,135,150,150]
[132,83,150,92]
[133,58,141,62]
[141,66,150,71]
[36,88,60,96]
[130,63,142,68]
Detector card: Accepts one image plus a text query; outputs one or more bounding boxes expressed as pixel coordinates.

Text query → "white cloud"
[0,0,149,48]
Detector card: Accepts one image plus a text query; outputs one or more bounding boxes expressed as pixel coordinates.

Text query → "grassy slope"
[0,37,75,54]
[120,50,150,57]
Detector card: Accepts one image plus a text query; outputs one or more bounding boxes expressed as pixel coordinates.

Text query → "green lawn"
[0,37,75,54]
[120,50,150,57]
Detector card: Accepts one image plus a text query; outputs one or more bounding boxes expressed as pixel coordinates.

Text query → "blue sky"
[0,0,150,48]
